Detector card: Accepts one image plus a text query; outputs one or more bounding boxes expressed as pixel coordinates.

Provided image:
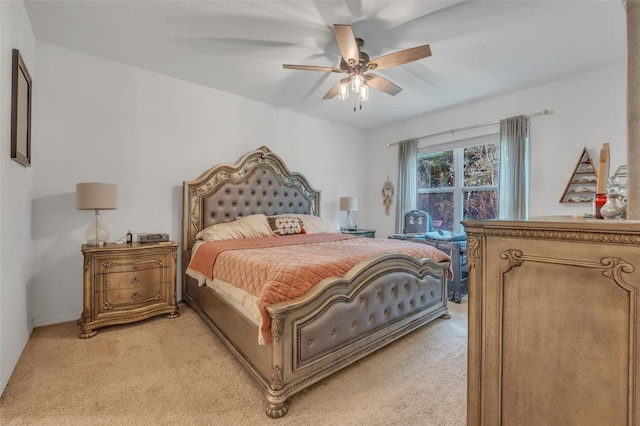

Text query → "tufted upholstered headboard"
[181,146,321,279]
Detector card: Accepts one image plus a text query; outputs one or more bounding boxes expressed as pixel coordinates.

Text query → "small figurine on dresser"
[601,175,627,219]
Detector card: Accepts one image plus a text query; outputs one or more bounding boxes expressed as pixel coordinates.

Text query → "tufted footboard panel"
[295,271,443,366]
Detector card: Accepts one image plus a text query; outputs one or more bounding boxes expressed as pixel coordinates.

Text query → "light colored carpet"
[0,300,467,425]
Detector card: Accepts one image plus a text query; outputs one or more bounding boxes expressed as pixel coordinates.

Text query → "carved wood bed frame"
[181,146,450,418]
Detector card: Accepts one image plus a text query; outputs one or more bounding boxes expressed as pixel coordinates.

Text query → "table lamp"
[339,196,358,231]
[76,182,117,246]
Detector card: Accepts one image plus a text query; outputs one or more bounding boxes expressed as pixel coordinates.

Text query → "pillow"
[268,215,306,236]
[288,214,340,234]
[196,214,274,241]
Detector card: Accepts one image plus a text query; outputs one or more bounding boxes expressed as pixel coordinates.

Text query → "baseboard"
[32,312,80,328]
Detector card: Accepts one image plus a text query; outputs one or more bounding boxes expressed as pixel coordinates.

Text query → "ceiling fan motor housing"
[340,38,369,71]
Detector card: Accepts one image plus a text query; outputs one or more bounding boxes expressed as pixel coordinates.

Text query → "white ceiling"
[24,0,627,131]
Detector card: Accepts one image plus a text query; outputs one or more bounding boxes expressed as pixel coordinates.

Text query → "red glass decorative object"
[594,193,607,219]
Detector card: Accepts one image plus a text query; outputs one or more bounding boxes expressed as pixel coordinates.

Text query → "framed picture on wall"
[11,48,32,167]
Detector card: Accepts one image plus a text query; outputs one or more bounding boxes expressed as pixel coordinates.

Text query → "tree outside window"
[417,138,499,233]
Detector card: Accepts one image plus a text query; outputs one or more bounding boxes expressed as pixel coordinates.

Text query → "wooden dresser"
[463,216,640,425]
[78,241,179,338]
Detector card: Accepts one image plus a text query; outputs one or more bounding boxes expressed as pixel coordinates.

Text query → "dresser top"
[81,241,178,253]
[463,215,640,237]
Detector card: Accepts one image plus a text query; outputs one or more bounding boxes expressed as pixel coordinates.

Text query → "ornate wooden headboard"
[181,146,321,279]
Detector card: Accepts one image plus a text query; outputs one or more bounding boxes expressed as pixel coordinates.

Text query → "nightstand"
[341,229,376,238]
[78,241,179,338]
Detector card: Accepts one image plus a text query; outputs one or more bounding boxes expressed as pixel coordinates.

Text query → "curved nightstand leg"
[439,312,452,320]
[166,311,180,319]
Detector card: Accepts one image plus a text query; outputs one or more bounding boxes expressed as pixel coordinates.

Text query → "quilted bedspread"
[188,233,452,344]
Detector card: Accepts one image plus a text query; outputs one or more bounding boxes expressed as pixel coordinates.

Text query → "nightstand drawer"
[100,283,164,311]
[100,268,166,292]
[96,254,168,275]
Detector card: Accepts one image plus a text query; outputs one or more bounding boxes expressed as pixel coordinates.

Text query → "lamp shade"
[76,183,118,210]
[339,196,358,212]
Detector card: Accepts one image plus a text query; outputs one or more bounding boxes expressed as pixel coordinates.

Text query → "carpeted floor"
[0,300,467,425]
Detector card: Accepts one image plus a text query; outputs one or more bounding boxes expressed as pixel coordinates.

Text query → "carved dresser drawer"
[78,241,179,338]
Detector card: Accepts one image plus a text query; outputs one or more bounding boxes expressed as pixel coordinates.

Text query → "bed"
[181,146,451,418]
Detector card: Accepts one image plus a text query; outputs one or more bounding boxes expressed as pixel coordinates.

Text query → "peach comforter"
[188,233,452,343]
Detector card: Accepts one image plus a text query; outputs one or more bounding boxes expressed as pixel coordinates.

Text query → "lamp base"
[346,211,357,231]
[84,210,110,246]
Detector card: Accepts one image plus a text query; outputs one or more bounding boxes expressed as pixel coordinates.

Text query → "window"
[417,134,500,234]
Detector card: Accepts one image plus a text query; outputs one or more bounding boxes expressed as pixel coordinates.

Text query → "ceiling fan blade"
[334,24,360,66]
[366,74,403,96]
[323,80,343,99]
[283,64,343,73]
[367,45,432,71]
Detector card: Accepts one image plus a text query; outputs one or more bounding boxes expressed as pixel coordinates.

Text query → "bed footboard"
[264,253,450,418]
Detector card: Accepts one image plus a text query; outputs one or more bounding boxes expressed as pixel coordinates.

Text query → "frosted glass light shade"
[359,84,369,101]
[338,81,349,100]
[351,74,363,94]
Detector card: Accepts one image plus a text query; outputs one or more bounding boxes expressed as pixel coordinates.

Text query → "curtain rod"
[386,109,551,147]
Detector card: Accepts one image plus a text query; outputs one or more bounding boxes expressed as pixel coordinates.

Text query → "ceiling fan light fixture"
[352,74,364,94]
[359,83,369,101]
[283,24,431,106]
[338,80,350,100]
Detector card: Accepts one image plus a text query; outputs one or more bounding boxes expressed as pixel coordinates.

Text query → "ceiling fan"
[283,24,432,108]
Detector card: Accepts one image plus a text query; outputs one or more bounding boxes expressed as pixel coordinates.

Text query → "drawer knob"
[131,292,140,301]
[131,277,140,285]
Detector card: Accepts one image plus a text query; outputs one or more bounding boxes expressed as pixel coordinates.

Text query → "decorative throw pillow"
[268,215,306,236]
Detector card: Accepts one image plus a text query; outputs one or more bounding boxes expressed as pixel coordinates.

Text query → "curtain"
[395,139,418,233]
[498,115,530,219]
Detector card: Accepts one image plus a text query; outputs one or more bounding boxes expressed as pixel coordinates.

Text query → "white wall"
[29,42,366,329]
[364,62,627,237]
[0,0,36,395]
